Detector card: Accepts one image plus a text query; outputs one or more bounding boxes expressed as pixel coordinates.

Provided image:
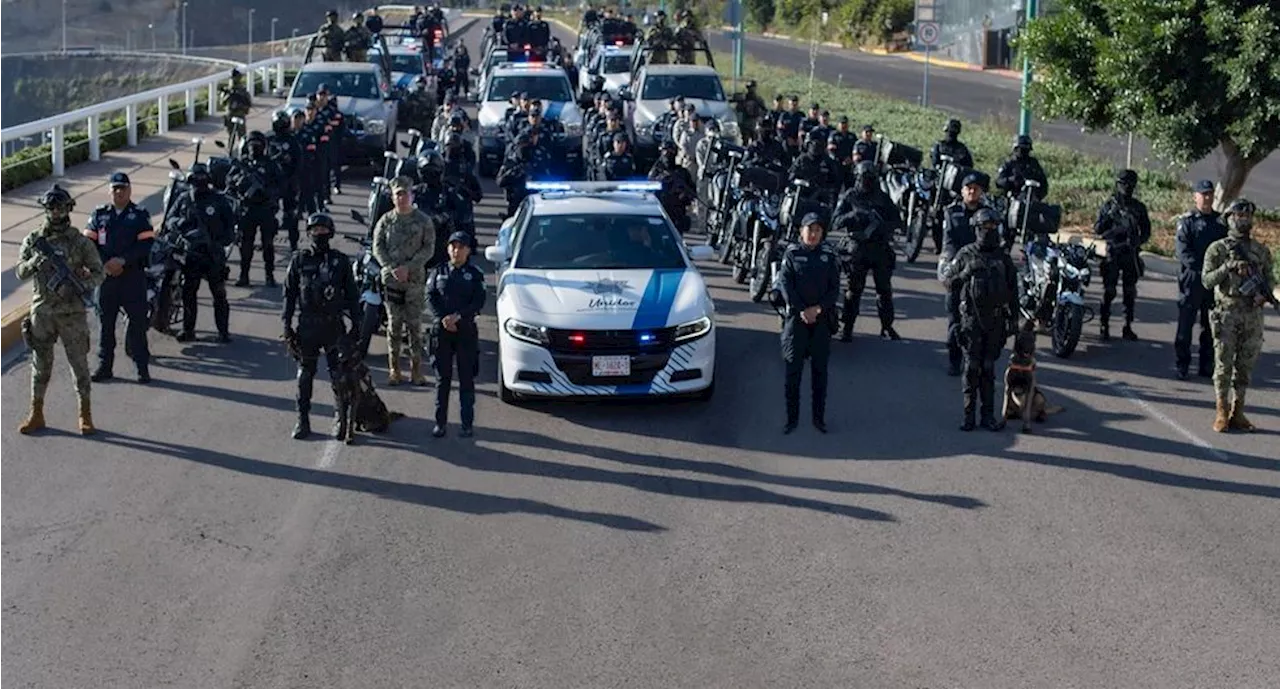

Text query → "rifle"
[33,236,97,308]
[1231,242,1280,312]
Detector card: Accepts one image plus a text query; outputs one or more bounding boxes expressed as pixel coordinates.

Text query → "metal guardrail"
[0,4,457,180]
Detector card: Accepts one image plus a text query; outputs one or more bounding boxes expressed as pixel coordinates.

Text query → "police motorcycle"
[726,166,785,296]
[365,150,407,231]
[347,207,388,359]
[746,176,825,303]
[874,137,936,264]
[701,137,748,252]
[1010,185,1087,358]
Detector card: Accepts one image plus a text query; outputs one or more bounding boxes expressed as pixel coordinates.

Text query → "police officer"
[443,131,479,181]
[413,150,469,268]
[648,140,696,235]
[1093,169,1152,341]
[774,213,840,434]
[1202,198,1273,433]
[282,213,360,440]
[318,10,345,62]
[316,86,346,196]
[526,7,551,53]
[799,103,822,140]
[164,163,237,343]
[497,133,533,217]
[788,133,840,199]
[995,134,1049,202]
[297,103,325,214]
[735,80,767,143]
[780,96,803,154]
[931,119,974,169]
[427,231,487,438]
[228,130,283,287]
[219,69,252,142]
[1173,180,1228,380]
[852,125,878,165]
[940,174,993,376]
[269,110,304,252]
[828,116,857,166]
[85,172,154,383]
[744,116,788,173]
[832,161,903,342]
[602,133,636,181]
[503,5,529,59]
[944,211,1018,431]
[453,44,472,94]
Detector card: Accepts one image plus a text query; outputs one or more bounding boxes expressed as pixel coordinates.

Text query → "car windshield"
[602,54,631,73]
[515,214,687,270]
[640,74,725,101]
[379,53,424,74]
[487,75,573,102]
[292,71,381,100]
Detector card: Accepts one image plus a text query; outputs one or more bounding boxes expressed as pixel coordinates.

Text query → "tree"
[1017,0,1280,207]
[745,0,777,29]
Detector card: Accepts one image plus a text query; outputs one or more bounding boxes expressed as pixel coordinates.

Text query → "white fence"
[0,5,460,180]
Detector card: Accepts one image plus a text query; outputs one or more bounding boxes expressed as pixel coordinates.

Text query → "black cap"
[447,230,472,245]
[1193,179,1214,193]
[613,132,628,143]
[839,115,849,124]
[800,212,824,228]
[961,171,987,188]
[1117,169,1138,185]
[109,171,131,187]
[862,124,875,132]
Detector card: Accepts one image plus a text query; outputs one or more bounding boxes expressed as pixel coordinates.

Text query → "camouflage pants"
[384,281,425,365]
[1210,306,1264,398]
[25,308,92,403]
[346,49,367,63]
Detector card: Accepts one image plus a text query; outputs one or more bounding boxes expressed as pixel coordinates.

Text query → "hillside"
[1,55,222,128]
[0,0,351,54]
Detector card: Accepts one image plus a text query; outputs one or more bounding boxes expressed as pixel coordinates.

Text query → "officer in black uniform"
[1092,168,1152,341]
[496,132,533,218]
[779,96,803,155]
[647,139,696,234]
[940,173,994,376]
[828,116,857,165]
[1173,179,1228,379]
[995,134,1049,202]
[503,5,529,60]
[527,7,551,52]
[427,231,487,438]
[601,133,636,180]
[944,212,1018,431]
[744,116,789,173]
[282,213,360,440]
[87,172,155,383]
[930,119,974,169]
[269,110,304,252]
[852,125,878,165]
[799,103,822,140]
[317,85,345,197]
[165,163,237,343]
[832,160,903,342]
[443,131,480,183]
[227,130,284,287]
[788,134,841,199]
[298,99,326,212]
[413,149,475,267]
[774,212,840,434]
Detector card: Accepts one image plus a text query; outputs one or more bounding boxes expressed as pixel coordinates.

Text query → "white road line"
[1113,382,1230,461]
[317,438,342,468]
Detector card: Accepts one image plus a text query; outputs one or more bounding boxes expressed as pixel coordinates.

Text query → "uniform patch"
[206,206,216,215]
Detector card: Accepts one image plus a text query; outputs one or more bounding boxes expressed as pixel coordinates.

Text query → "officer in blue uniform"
[426,231,487,438]
[1173,179,1228,379]
[86,172,155,383]
[774,212,840,434]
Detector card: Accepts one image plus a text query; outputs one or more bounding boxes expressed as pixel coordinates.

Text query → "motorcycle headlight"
[1062,262,1081,279]
[564,121,583,137]
[719,119,740,140]
[504,317,550,346]
[365,119,387,135]
[673,316,712,342]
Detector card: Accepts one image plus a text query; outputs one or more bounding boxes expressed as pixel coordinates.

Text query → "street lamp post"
[61,0,67,52]
[181,2,189,55]
[271,17,278,45]
[248,9,256,66]
[149,23,156,51]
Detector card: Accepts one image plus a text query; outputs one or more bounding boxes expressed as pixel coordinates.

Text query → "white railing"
[0,5,466,179]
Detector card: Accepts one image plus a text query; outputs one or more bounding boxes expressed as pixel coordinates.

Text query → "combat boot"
[978,378,1004,431]
[77,396,96,435]
[410,356,428,386]
[1122,323,1139,341]
[18,398,46,435]
[1212,395,1230,433]
[387,353,403,385]
[1099,322,1111,341]
[1229,389,1255,432]
[292,413,311,439]
[333,409,353,444]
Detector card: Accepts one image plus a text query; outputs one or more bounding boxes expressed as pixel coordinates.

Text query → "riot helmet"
[187,162,212,190]
[39,184,75,223]
[854,160,878,192]
[272,109,291,134]
[944,118,961,140]
[245,130,268,157]
[417,149,445,185]
[972,207,1002,250]
[307,212,336,251]
[1116,169,1138,198]
[1013,134,1033,157]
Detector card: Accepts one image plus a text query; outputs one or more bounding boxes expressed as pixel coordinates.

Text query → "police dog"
[1002,320,1064,433]
[330,336,403,444]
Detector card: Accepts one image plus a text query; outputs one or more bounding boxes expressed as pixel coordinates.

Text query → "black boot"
[1122,323,1139,341]
[960,393,976,431]
[880,326,901,341]
[840,313,855,342]
[91,362,114,382]
[293,412,311,439]
[334,408,352,444]
[294,376,314,439]
[265,272,278,288]
[812,388,827,433]
[979,375,1004,431]
[235,270,250,287]
[1099,322,1111,341]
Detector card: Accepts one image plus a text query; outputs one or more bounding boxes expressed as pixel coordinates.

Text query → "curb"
[1,304,28,353]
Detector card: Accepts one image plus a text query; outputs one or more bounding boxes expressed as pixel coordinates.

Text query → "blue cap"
[109,171,131,187]
[447,230,472,245]
[800,212,825,228]
[1194,179,1214,193]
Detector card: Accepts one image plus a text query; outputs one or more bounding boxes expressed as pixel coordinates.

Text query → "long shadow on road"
[95,431,667,533]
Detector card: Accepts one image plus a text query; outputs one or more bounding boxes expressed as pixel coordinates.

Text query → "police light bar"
[616,182,663,191]
[527,181,663,193]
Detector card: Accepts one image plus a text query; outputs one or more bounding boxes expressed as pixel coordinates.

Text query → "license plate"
[592,355,630,377]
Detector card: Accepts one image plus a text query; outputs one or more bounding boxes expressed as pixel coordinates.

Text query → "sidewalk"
[0,101,281,351]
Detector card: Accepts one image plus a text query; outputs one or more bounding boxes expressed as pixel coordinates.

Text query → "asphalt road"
[5,22,1280,689]
[698,31,1280,209]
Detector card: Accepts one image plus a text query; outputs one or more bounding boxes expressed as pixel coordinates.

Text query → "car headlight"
[365,119,387,135]
[635,122,653,137]
[504,317,550,346]
[719,119,740,138]
[564,121,583,137]
[480,124,502,137]
[673,316,712,342]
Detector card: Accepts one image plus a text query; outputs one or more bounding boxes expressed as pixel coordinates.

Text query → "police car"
[484,182,718,402]
[579,44,635,100]
[369,41,440,90]
[476,62,584,177]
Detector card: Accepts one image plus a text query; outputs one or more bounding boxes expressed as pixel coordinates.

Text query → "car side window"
[508,201,533,256]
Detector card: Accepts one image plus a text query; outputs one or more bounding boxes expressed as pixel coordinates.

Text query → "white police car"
[476,62,584,177]
[484,182,718,402]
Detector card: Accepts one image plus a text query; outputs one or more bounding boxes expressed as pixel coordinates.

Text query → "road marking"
[317,438,342,468]
[1113,382,1230,461]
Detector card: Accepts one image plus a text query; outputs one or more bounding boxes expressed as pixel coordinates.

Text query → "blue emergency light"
[615,182,663,192]
[527,182,574,191]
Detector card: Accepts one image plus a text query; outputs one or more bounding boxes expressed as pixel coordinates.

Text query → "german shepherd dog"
[330,336,403,444]
[1003,320,1064,433]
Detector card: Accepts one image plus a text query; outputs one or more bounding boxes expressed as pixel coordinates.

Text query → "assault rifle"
[1231,242,1280,312]
[33,236,96,308]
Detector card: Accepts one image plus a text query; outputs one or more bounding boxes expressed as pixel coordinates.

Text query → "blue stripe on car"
[544,101,565,120]
[617,268,686,395]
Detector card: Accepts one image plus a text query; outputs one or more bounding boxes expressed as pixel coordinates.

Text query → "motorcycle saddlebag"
[1008,198,1063,236]
[879,139,923,169]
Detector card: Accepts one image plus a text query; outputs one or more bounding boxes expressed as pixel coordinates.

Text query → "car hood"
[602,73,629,94]
[501,267,709,329]
[287,95,385,119]
[478,100,582,128]
[634,98,732,125]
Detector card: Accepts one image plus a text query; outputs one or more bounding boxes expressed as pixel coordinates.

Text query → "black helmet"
[186,162,212,186]
[1224,198,1256,217]
[971,207,1001,228]
[1116,169,1138,185]
[306,212,336,232]
[231,68,242,79]
[1013,134,1032,151]
[944,118,961,135]
[39,184,74,210]
[854,160,877,179]
[247,130,267,143]
[417,149,445,175]
[272,109,291,131]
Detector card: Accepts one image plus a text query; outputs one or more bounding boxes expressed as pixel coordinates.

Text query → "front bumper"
[498,327,715,397]
[341,129,387,163]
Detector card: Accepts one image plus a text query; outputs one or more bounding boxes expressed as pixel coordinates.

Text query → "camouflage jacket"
[16,219,106,315]
[1202,236,1274,308]
[372,208,436,287]
[318,22,346,50]
[220,85,252,116]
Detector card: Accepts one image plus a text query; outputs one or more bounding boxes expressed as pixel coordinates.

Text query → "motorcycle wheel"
[749,239,774,303]
[731,243,749,284]
[1051,302,1084,358]
[906,204,927,264]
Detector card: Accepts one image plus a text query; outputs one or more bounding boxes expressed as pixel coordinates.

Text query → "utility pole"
[248,8,256,65]
[182,2,189,55]
[61,0,67,52]
[1018,0,1038,136]
[271,17,278,45]
[808,12,827,101]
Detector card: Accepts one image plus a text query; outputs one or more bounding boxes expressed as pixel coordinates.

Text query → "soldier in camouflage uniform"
[345,13,371,63]
[1201,198,1274,433]
[219,69,252,142]
[15,185,106,436]
[372,176,436,386]
[318,10,346,62]
[734,80,767,144]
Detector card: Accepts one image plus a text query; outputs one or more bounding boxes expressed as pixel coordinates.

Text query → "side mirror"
[407,128,422,138]
[484,245,508,263]
[168,171,184,181]
[215,140,227,148]
[191,136,204,144]
[586,68,598,76]
[383,151,398,160]
[169,159,181,170]
[372,176,388,186]
[231,116,245,126]
[688,245,715,261]
[350,209,367,225]
[617,86,632,100]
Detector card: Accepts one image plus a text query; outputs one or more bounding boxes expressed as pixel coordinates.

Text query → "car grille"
[551,352,672,386]
[545,327,679,353]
